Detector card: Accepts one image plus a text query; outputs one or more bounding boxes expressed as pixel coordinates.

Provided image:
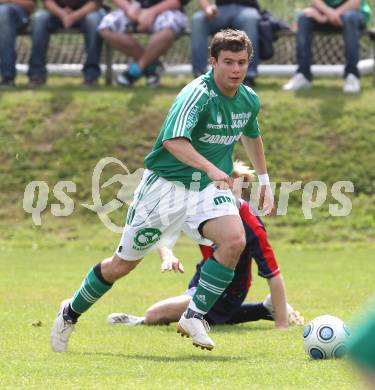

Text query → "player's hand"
[207,166,233,190]
[204,4,218,19]
[160,256,185,273]
[258,184,274,216]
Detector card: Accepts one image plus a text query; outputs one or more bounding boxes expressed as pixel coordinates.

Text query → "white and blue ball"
[303,315,351,359]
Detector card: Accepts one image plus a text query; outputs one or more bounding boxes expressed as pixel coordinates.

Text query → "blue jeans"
[191,5,260,79]
[0,3,29,81]
[296,10,365,80]
[28,9,106,81]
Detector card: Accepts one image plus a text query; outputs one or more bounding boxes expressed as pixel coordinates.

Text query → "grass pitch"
[1,75,374,388]
[1,238,373,389]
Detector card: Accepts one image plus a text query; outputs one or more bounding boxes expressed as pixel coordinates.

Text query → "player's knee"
[225,232,246,257]
[145,307,164,325]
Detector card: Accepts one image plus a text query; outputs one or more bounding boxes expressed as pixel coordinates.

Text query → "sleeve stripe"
[173,85,203,138]
[172,81,208,138]
[176,88,205,138]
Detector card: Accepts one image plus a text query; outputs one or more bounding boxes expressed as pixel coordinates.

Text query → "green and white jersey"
[144,69,261,190]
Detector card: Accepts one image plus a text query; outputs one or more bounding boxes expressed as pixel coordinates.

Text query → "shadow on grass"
[71,351,250,362]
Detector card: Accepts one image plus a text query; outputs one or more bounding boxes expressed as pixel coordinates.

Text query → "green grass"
[1,238,374,389]
[0,75,374,244]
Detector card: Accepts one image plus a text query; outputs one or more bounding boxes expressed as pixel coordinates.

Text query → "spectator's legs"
[28,10,61,82]
[232,6,260,80]
[79,9,106,82]
[341,10,365,78]
[191,8,230,77]
[0,4,29,82]
[191,11,211,77]
[137,29,176,70]
[99,29,144,59]
[296,14,314,81]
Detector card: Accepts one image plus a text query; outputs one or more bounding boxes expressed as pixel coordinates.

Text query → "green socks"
[70,265,113,315]
[191,257,234,314]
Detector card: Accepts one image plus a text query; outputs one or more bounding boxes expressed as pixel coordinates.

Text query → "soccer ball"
[303,315,351,359]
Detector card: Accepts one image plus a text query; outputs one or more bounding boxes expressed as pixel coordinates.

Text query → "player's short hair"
[210,29,253,60]
[232,160,255,182]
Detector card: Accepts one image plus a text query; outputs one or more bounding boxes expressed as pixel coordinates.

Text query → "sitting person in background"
[27,0,106,87]
[0,0,36,88]
[98,0,189,87]
[283,0,372,94]
[191,0,260,86]
[108,161,304,329]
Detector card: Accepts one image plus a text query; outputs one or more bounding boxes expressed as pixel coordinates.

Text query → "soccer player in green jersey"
[51,29,276,352]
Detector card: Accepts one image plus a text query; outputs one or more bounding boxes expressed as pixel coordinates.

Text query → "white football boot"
[263,294,305,326]
[107,313,145,325]
[282,73,312,91]
[51,299,76,352]
[177,309,215,351]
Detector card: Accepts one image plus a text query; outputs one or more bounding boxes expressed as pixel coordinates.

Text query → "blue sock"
[128,63,142,78]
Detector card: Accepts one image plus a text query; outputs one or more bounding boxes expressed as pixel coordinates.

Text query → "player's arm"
[267,274,289,329]
[158,246,184,273]
[241,135,274,215]
[163,138,233,187]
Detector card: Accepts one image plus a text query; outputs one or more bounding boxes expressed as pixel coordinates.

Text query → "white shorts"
[116,170,239,260]
[98,9,188,36]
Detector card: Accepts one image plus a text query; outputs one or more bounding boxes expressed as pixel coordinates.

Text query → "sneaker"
[107,312,145,325]
[343,73,360,94]
[51,299,76,352]
[116,70,139,87]
[282,73,311,91]
[177,309,215,350]
[0,79,15,90]
[144,61,164,87]
[263,295,305,326]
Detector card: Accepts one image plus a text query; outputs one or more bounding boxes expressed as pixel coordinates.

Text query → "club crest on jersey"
[217,112,222,124]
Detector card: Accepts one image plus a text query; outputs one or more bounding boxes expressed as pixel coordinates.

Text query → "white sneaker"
[282,73,312,91]
[107,313,145,325]
[263,295,305,326]
[177,311,215,350]
[51,299,76,352]
[343,73,360,94]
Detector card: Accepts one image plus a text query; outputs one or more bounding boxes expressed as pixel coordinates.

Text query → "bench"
[16,27,375,85]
